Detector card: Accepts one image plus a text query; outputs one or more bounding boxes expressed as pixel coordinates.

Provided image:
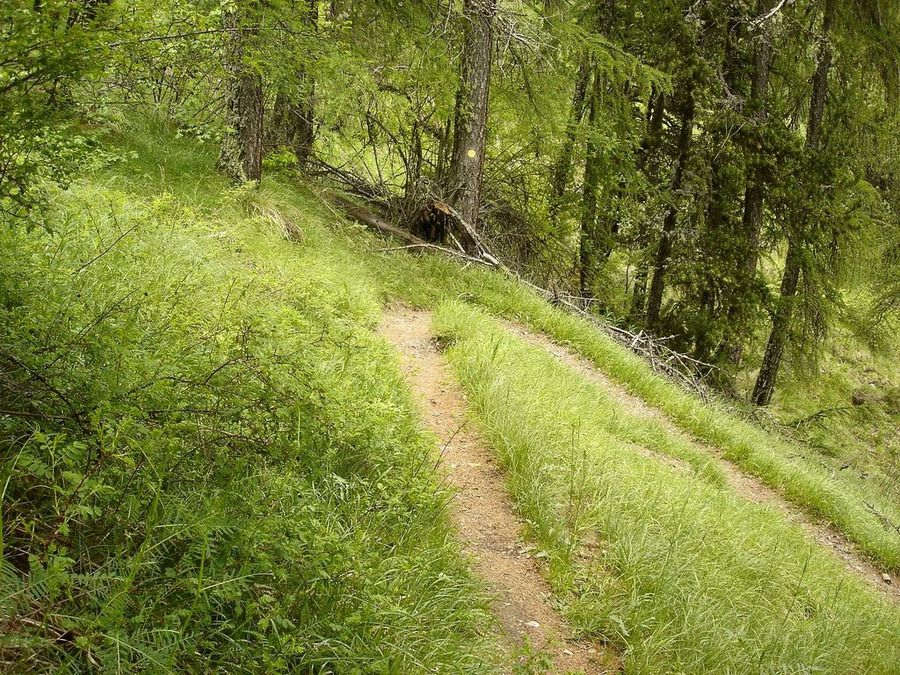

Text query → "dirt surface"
[504,321,900,601]
[380,306,618,674]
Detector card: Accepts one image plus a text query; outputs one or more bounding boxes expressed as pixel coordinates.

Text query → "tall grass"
[0,123,496,672]
[434,300,900,673]
[361,242,900,572]
[464,278,900,572]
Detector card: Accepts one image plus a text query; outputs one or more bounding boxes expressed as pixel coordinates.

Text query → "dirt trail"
[503,321,900,601]
[379,306,618,674]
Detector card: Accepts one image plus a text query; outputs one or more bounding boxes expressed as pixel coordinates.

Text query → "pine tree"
[752,0,836,406]
[447,0,497,245]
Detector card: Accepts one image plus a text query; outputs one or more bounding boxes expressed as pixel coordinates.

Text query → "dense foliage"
[3,0,898,397]
[2,0,898,671]
[0,128,494,671]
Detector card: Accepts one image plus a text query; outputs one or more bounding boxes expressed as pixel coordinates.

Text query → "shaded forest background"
[2,0,899,438]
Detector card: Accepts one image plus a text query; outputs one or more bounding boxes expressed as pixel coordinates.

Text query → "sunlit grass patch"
[433,300,900,673]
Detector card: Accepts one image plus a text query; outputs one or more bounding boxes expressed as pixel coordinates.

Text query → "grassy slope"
[0,125,495,672]
[434,301,900,674]
[759,323,900,504]
[355,240,900,573]
[5,122,898,671]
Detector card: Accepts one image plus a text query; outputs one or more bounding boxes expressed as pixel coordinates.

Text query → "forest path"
[379,306,618,674]
[503,321,900,601]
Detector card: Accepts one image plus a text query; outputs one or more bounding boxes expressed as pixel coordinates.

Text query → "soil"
[379,306,619,674]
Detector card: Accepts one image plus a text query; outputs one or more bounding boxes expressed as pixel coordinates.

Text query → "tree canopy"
[2,0,898,401]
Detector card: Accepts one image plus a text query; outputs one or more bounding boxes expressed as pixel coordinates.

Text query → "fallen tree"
[323,182,716,399]
[313,158,497,263]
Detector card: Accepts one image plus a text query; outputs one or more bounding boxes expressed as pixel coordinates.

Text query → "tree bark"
[752,0,834,405]
[719,1,775,364]
[629,88,666,322]
[645,86,696,327]
[579,67,604,297]
[218,7,264,184]
[704,8,743,235]
[740,0,776,289]
[548,54,591,226]
[695,9,746,362]
[268,0,317,168]
[751,241,801,404]
[637,86,665,175]
[447,0,497,249]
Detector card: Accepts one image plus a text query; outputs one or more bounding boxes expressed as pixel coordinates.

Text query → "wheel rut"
[379,305,618,674]
[502,320,899,601]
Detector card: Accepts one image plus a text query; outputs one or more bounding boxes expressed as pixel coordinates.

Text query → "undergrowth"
[0,124,494,672]
[434,301,900,674]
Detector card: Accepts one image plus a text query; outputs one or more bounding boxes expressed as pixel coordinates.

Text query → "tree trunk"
[629,88,666,322]
[751,241,801,405]
[268,0,317,168]
[629,265,649,322]
[579,67,603,297]
[447,0,497,249]
[752,0,834,405]
[645,87,696,327]
[218,7,264,183]
[548,54,591,225]
[291,82,316,169]
[270,90,293,148]
[694,9,745,362]
[292,0,318,168]
[739,0,776,291]
[637,86,665,175]
[704,8,743,234]
[719,3,774,364]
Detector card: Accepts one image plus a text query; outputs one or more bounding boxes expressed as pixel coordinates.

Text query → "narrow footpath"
[380,306,617,674]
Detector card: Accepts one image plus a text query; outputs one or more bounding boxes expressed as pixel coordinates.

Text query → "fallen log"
[331,194,421,244]
[312,157,494,262]
[325,187,711,396]
[330,194,497,267]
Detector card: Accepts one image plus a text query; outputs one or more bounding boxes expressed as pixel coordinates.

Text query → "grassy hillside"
[758,325,900,504]
[362,238,900,572]
[2,122,898,672]
[0,123,495,672]
[434,301,899,673]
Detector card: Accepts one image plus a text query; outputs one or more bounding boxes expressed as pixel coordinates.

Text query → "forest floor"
[379,306,618,673]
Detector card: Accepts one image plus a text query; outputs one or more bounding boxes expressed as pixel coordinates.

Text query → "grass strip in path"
[504,319,900,598]
[501,321,726,488]
[452,277,900,573]
[379,305,618,674]
[434,300,900,674]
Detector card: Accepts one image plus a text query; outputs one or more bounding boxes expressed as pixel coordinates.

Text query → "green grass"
[433,300,900,674]
[0,122,496,672]
[352,231,900,572]
[761,323,900,504]
[6,119,899,671]
[468,286,900,572]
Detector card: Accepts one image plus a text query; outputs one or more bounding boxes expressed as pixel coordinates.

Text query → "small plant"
[510,639,553,675]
